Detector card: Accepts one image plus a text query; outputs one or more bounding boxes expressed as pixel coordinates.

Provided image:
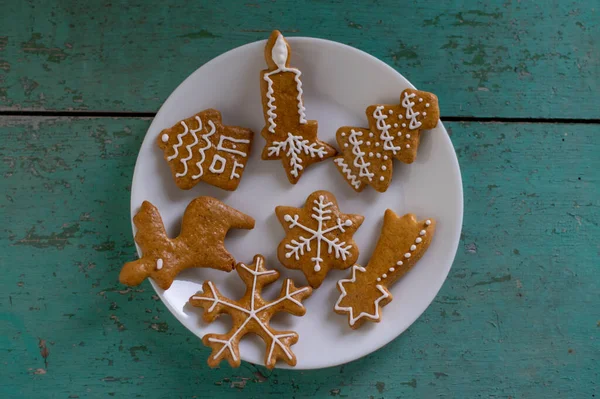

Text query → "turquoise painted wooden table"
[1,1,598,397]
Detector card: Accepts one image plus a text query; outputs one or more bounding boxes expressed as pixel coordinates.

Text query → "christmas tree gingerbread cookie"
[119,197,255,290]
[260,30,337,184]
[190,255,312,369]
[275,191,364,288]
[158,109,254,191]
[334,88,440,192]
[334,210,436,329]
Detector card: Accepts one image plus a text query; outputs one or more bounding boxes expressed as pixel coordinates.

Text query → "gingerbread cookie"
[190,255,312,369]
[119,197,255,290]
[334,210,436,329]
[158,109,254,191]
[334,88,440,192]
[260,30,336,184]
[275,190,364,288]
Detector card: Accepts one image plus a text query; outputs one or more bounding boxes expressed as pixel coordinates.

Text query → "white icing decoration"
[377,277,381,282]
[426,103,430,108]
[369,152,374,157]
[406,144,411,149]
[209,154,226,174]
[191,120,216,180]
[379,176,384,181]
[388,109,393,114]
[156,258,163,270]
[381,166,387,171]
[335,265,390,326]
[382,274,387,278]
[410,245,417,251]
[283,195,354,272]
[376,153,381,158]
[394,123,398,128]
[415,237,422,243]
[229,160,244,180]
[344,143,349,148]
[425,219,432,225]
[383,155,389,160]
[341,132,346,137]
[267,133,328,178]
[402,92,422,130]
[348,130,374,181]
[404,253,411,258]
[369,132,374,138]
[406,134,411,139]
[169,116,217,180]
[420,230,426,236]
[161,134,169,142]
[419,98,423,102]
[396,260,403,266]
[334,158,361,190]
[402,123,406,127]
[423,112,427,116]
[366,141,371,146]
[263,33,307,134]
[191,258,310,365]
[389,267,395,272]
[373,105,401,155]
[217,135,250,157]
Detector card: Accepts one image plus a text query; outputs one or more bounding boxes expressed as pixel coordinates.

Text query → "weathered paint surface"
[0,117,598,397]
[0,1,598,118]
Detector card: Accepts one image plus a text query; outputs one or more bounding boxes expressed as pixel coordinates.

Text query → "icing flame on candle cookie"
[272,33,288,69]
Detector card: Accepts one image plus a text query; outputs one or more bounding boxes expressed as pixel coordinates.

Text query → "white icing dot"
[410,245,417,251]
[344,143,349,148]
[232,144,237,149]
[415,237,422,243]
[426,103,430,108]
[156,258,163,270]
[423,112,427,116]
[369,132,374,138]
[375,142,380,147]
[377,277,381,282]
[285,253,292,258]
[396,260,403,266]
[379,176,384,181]
[369,152,374,157]
[382,166,387,171]
[425,219,432,225]
[382,274,387,278]
[406,134,411,139]
[314,264,321,272]
[406,144,411,149]
[344,219,353,226]
[394,123,398,128]
[419,98,423,102]
[376,153,381,158]
[398,114,403,119]
[388,109,393,115]
[389,267,395,272]
[366,141,371,146]
[319,195,324,201]
[383,155,389,160]
[404,253,411,258]
[161,134,169,143]
[341,132,346,137]
[402,123,406,127]
[420,230,426,236]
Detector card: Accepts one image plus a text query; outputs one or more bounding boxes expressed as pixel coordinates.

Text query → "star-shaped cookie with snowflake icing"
[189,254,312,369]
[334,88,440,192]
[275,190,364,288]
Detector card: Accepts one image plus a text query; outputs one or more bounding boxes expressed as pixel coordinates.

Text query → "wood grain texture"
[1,117,597,398]
[0,0,598,118]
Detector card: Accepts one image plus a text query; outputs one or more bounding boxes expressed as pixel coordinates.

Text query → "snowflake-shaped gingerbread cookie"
[275,190,364,288]
[189,255,312,369]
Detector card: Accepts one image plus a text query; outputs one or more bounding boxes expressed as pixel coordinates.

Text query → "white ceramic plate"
[130,37,463,370]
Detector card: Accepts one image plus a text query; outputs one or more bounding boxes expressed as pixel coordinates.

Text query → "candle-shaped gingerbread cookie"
[260,30,336,184]
[334,210,436,329]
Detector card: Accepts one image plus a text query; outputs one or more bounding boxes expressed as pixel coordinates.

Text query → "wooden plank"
[0,116,598,397]
[0,0,598,118]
